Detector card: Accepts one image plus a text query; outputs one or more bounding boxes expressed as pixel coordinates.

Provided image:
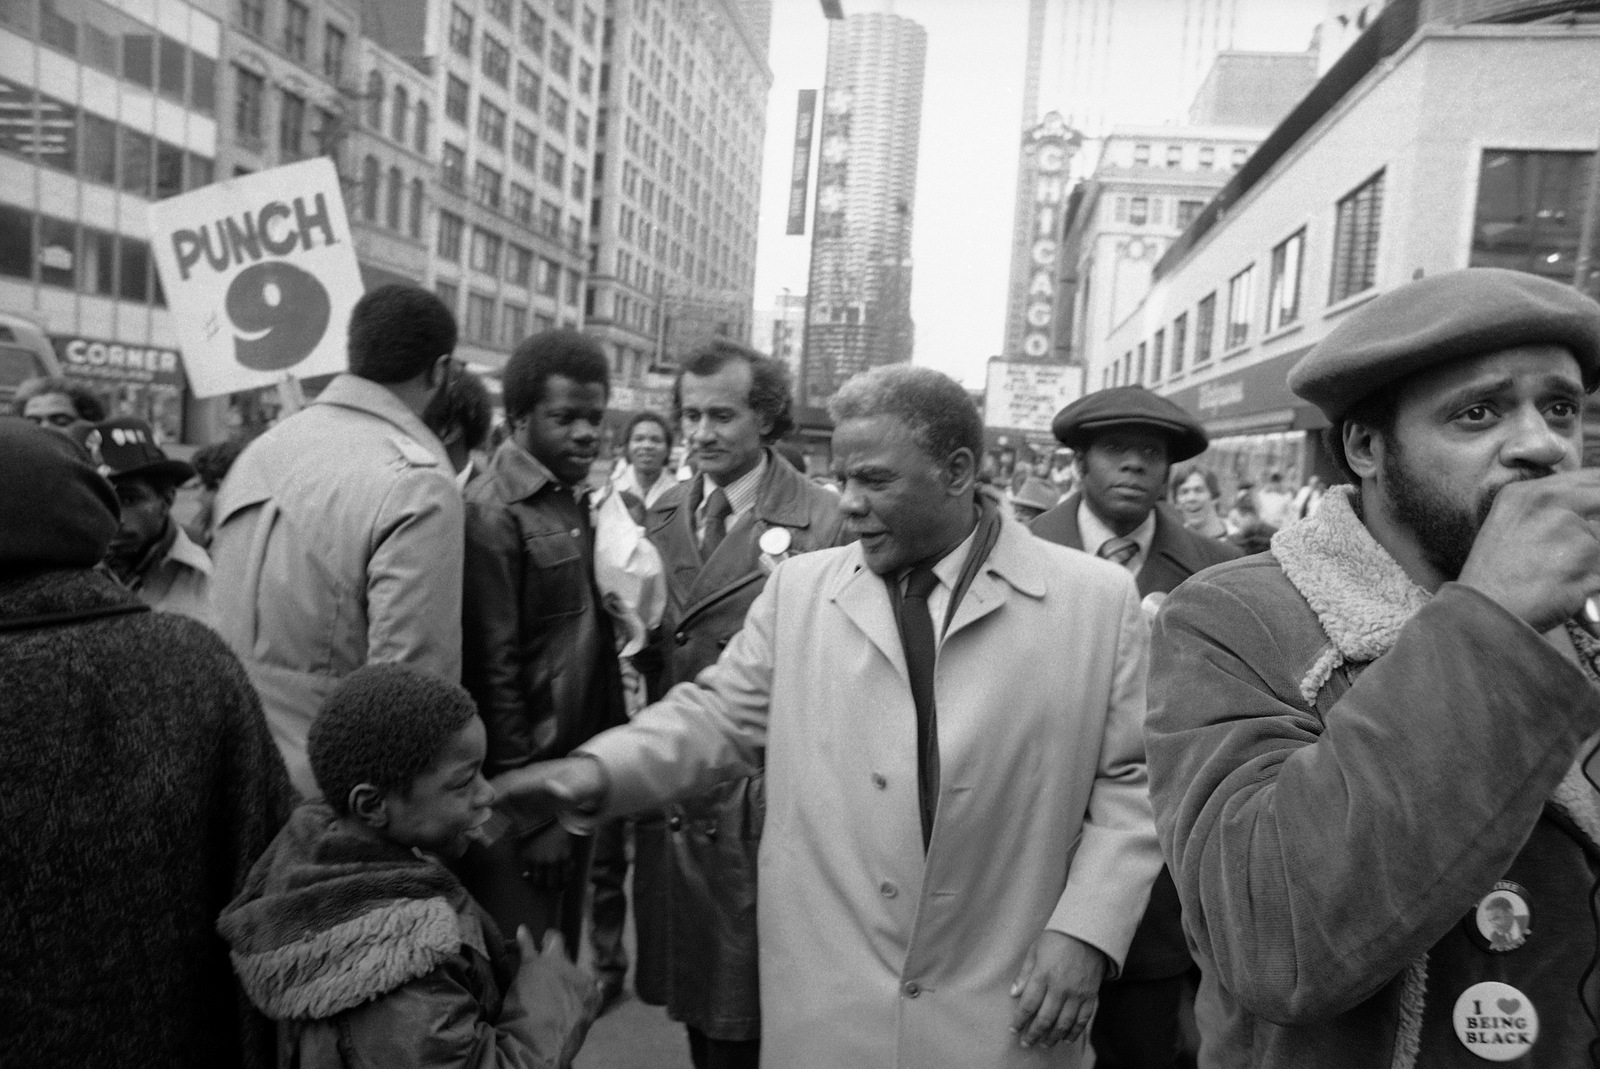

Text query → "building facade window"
[470,227,503,274]
[239,0,265,37]
[1194,293,1216,365]
[385,166,403,229]
[473,162,503,210]
[541,144,563,188]
[481,33,510,86]
[279,90,305,158]
[1268,228,1305,331]
[1471,150,1594,282]
[234,66,265,142]
[361,155,379,220]
[1171,313,1187,375]
[1330,169,1384,303]
[1199,145,1215,169]
[1151,329,1165,381]
[437,210,464,260]
[516,64,541,111]
[549,34,572,78]
[512,123,537,170]
[477,98,507,149]
[283,1,308,62]
[510,183,534,225]
[1231,147,1249,168]
[467,291,496,342]
[441,143,465,190]
[507,243,533,285]
[520,4,545,54]
[414,101,430,153]
[409,176,425,237]
[1129,197,1148,226]
[449,5,473,58]
[538,256,559,296]
[1176,199,1204,230]
[486,0,512,25]
[445,75,469,124]
[1166,145,1182,168]
[365,71,383,129]
[391,86,408,143]
[546,90,568,133]
[1226,265,1255,350]
[1133,143,1150,166]
[435,279,460,312]
[502,302,526,347]
[323,23,346,82]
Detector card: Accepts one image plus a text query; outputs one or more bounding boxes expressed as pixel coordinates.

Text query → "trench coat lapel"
[830,556,908,683]
[945,520,1047,642]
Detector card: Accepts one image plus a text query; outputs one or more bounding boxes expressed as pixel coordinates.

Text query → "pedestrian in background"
[499,364,1162,1068]
[425,359,495,488]
[1031,386,1239,1069]
[13,375,106,429]
[612,410,680,514]
[210,284,464,797]
[617,339,848,1068]
[1171,466,1229,542]
[1148,268,1600,1067]
[93,415,213,625]
[0,420,292,1068]
[459,329,627,960]
[185,438,246,549]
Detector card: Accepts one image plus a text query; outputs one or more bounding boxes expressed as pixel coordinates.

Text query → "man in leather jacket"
[458,328,626,956]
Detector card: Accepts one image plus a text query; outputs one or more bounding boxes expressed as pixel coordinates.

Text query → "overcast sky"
[750,0,1328,386]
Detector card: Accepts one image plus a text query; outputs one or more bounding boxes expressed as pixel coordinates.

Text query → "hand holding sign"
[148,157,363,399]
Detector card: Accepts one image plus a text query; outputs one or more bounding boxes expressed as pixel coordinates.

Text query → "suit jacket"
[1029,493,1242,599]
[583,518,1163,1068]
[633,453,847,1039]
[1030,492,1241,979]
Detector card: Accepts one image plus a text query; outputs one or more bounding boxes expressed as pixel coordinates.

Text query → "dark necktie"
[898,564,941,851]
[1098,536,1138,569]
[701,486,731,558]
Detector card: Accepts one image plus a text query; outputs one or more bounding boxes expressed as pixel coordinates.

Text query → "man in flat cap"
[92,416,212,625]
[1031,385,1239,1069]
[1145,267,1600,1067]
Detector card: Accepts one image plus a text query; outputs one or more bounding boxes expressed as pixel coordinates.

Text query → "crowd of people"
[6,266,1600,1069]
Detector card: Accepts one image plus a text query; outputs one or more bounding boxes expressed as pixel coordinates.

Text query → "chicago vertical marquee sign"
[1019,113,1081,360]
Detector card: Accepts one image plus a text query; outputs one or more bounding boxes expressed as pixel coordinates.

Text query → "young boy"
[218,664,598,1068]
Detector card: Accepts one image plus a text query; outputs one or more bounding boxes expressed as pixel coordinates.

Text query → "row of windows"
[364,71,431,155]
[1111,195,1208,231]
[1125,141,1252,172]
[1103,170,1385,390]
[0,77,215,199]
[449,3,594,98]
[233,66,335,163]
[448,75,585,151]
[433,280,570,349]
[436,208,583,302]
[0,203,163,305]
[4,0,218,114]
[237,0,350,85]
[357,156,426,240]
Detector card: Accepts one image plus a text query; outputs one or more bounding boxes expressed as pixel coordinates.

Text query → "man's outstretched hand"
[491,755,608,827]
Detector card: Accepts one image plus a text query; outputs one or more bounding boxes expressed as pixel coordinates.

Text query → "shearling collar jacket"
[1147,485,1600,1069]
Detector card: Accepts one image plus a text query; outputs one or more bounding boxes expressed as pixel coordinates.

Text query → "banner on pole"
[148,157,363,399]
[786,90,817,236]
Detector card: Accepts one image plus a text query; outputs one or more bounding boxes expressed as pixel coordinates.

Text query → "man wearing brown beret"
[1031,386,1239,1069]
[1145,267,1600,1067]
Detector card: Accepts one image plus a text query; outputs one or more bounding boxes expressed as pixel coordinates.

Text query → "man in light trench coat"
[496,364,1164,1068]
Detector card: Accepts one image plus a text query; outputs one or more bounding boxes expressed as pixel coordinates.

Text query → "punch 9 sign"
[149,157,365,399]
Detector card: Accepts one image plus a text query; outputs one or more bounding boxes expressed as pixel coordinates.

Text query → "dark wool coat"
[1030,493,1241,980]
[632,453,848,1040]
[0,568,294,1069]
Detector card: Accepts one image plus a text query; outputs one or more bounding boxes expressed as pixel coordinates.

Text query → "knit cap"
[0,420,119,572]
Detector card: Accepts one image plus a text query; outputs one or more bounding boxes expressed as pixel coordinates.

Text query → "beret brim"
[1051,386,1209,463]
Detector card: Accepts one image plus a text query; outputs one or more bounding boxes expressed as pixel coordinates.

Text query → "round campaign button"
[759,527,793,557]
[1453,982,1538,1062]
[1467,881,1533,953]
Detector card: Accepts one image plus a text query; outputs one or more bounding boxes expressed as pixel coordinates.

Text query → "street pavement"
[574,884,694,1069]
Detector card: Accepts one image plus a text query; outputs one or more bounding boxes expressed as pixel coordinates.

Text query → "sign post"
[148,157,364,399]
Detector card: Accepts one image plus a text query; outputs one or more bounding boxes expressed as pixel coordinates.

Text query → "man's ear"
[347,783,389,829]
[1343,421,1382,482]
[945,447,977,497]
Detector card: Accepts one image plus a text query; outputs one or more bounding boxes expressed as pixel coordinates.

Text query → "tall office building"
[0,0,227,442]
[364,0,603,371]
[800,3,925,409]
[585,0,771,413]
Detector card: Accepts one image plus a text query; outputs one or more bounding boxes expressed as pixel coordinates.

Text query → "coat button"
[880,881,897,899]
[667,816,683,831]
[871,773,887,790]
[903,981,921,998]
[570,528,581,538]
[674,631,688,645]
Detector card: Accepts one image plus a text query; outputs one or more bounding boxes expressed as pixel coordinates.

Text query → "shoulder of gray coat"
[387,434,441,469]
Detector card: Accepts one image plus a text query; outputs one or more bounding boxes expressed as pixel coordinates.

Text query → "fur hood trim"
[229,895,462,1020]
[218,803,484,1021]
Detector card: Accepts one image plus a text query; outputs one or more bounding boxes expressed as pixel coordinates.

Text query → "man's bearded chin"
[1380,444,1555,581]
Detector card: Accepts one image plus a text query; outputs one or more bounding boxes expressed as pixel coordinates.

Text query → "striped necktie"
[1097,536,1139,569]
